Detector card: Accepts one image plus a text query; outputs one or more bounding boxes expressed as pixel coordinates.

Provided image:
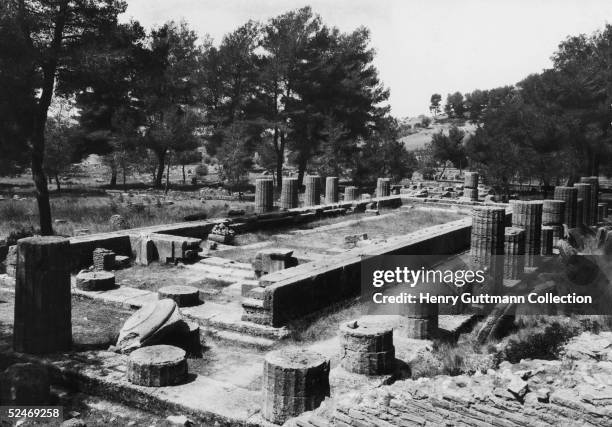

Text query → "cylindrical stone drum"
[470,207,505,296]
[339,321,394,375]
[464,188,479,201]
[553,187,577,228]
[255,177,274,213]
[344,186,359,202]
[325,177,339,204]
[503,227,525,280]
[542,199,565,226]
[280,177,299,210]
[574,183,592,227]
[376,178,390,198]
[541,226,554,256]
[14,236,72,354]
[598,202,609,223]
[510,200,542,268]
[579,176,599,225]
[464,172,479,189]
[93,248,115,271]
[303,175,321,207]
[127,345,187,387]
[399,293,439,339]
[262,349,330,424]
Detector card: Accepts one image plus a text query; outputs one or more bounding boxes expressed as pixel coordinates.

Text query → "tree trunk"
[182,164,186,184]
[31,147,52,235]
[297,155,308,189]
[110,168,117,188]
[273,129,285,191]
[155,149,166,188]
[54,175,61,192]
[165,161,170,194]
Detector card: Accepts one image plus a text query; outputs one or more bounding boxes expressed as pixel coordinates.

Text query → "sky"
[120,0,612,118]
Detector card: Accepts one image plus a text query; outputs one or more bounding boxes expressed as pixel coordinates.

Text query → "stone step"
[188,264,255,282]
[198,256,252,271]
[241,297,264,309]
[202,328,277,350]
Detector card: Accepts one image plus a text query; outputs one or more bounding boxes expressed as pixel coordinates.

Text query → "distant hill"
[399,117,477,152]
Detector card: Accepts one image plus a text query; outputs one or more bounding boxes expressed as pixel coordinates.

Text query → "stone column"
[279,177,299,210]
[510,200,542,268]
[464,172,479,201]
[579,176,599,225]
[255,177,274,213]
[574,183,592,227]
[553,186,577,228]
[400,290,438,339]
[598,202,609,223]
[503,227,525,280]
[470,207,505,297]
[344,186,359,202]
[541,226,554,256]
[304,175,321,207]
[262,349,330,424]
[13,236,72,354]
[339,320,394,375]
[542,199,565,245]
[375,178,390,198]
[325,176,339,204]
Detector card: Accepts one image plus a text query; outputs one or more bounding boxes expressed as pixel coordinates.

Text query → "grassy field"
[0,192,254,237]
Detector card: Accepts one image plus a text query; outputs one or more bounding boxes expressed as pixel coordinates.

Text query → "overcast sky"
[121,0,612,118]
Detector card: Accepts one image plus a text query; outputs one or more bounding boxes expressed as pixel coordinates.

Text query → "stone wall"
[244,218,485,327]
[292,331,612,427]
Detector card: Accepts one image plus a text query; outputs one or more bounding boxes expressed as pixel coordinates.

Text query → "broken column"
[280,177,299,210]
[576,198,584,227]
[574,183,592,227]
[541,226,554,256]
[470,206,505,298]
[400,291,438,339]
[598,202,609,222]
[339,320,394,375]
[503,227,525,280]
[127,345,187,387]
[93,247,115,271]
[542,199,565,244]
[553,186,577,228]
[375,178,391,198]
[579,176,599,225]
[304,175,321,206]
[255,177,274,213]
[262,348,330,424]
[13,236,71,354]
[158,285,200,307]
[464,172,479,201]
[252,248,297,278]
[344,186,359,202]
[510,200,542,268]
[325,176,339,204]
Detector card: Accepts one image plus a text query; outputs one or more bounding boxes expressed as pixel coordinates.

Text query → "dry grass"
[0,195,252,237]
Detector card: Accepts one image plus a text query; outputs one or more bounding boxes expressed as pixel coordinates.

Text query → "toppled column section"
[325,176,339,204]
[127,345,187,387]
[280,177,299,210]
[579,176,599,225]
[304,175,321,206]
[255,177,274,213]
[553,186,577,228]
[13,236,72,354]
[470,206,505,298]
[344,186,359,201]
[503,226,525,280]
[262,348,330,424]
[339,320,395,375]
[376,178,391,198]
[510,200,542,268]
